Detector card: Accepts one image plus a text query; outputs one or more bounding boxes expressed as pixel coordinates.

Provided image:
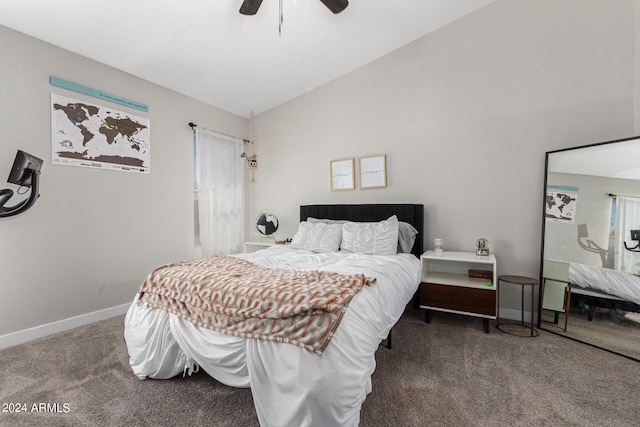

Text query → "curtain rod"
[188,122,251,144]
[608,193,640,199]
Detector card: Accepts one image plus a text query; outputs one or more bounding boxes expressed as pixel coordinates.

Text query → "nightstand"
[243,241,274,253]
[419,250,497,333]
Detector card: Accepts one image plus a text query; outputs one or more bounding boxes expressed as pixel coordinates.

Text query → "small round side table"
[496,275,539,337]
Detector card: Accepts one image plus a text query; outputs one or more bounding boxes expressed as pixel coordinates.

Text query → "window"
[610,195,640,273]
[193,127,244,256]
[193,132,201,246]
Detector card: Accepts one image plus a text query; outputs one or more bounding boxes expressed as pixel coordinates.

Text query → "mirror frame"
[538,135,640,361]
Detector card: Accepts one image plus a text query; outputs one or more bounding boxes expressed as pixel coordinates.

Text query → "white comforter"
[569,262,640,305]
[124,246,420,426]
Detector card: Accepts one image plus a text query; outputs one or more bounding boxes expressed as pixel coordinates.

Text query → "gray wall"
[637,1,640,133]
[0,25,247,336]
[248,0,639,315]
[1,0,639,338]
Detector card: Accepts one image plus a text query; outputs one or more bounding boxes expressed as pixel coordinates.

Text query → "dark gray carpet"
[1,308,639,426]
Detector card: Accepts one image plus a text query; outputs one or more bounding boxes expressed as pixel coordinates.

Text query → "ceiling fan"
[239,0,349,15]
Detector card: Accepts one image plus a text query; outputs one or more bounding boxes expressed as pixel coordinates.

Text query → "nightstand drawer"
[420,282,496,316]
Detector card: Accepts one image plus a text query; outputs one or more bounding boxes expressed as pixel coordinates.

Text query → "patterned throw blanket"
[137,256,376,355]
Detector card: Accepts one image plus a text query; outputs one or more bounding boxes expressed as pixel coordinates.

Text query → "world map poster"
[545,190,577,223]
[51,93,150,173]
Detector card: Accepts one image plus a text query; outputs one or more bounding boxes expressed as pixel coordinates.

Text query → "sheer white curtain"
[195,127,244,256]
[613,195,640,273]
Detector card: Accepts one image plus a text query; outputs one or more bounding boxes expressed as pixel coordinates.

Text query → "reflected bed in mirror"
[539,135,640,361]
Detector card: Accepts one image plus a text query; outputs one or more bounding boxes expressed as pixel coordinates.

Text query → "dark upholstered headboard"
[299,204,424,257]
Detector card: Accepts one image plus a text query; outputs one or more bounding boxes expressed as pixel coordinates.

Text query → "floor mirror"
[538,135,640,361]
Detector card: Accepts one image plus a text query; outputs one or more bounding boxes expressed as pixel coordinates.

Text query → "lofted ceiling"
[0,0,494,118]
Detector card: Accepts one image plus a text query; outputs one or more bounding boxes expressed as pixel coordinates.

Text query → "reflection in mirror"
[539,136,640,361]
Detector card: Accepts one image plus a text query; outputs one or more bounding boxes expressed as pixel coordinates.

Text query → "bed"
[124,203,424,426]
[567,262,640,320]
[542,259,640,323]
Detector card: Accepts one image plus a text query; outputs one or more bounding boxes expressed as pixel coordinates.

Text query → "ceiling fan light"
[319,0,349,14]
[240,0,264,15]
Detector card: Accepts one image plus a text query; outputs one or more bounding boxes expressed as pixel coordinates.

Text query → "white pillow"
[309,216,418,254]
[397,221,418,253]
[290,221,342,253]
[340,215,399,255]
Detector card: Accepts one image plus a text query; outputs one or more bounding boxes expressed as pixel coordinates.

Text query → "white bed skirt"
[124,247,420,426]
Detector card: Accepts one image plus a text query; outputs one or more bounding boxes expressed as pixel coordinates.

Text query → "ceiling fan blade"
[239,0,263,15]
[319,0,349,14]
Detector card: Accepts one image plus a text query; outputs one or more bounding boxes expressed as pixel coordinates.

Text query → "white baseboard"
[0,302,130,350]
